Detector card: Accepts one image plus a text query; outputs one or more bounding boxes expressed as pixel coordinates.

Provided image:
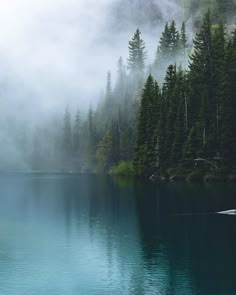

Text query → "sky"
[0,0,182,115]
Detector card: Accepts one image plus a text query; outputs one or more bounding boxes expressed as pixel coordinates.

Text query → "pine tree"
[169,21,178,55]
[114,57,127,110]
[170,70,187,166]
[162,65,177,168]
[220,30,236,170]
[180,22,188,50]
[158,22,171,57]
[188,10,214,158]
[111,120,121,165]
[62,107,73,168]
[135,75,160,175]
[212,21,225,149]
[180,22,188,61]
[127,28,146,74]
[117,57,126,87]
[182,126,200,169]
[73,110,80,154]
[103,71,114,126]
[87,106,97,171]
[216,0,236,21]
[96,132,112,173]
[106,71,112,102]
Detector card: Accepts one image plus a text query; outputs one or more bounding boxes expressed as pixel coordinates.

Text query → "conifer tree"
[220,30,236,170]
[169,21,178,55]
[73,110,80,154]
[158,22,171,57]
[212,21,225,147]
[62,107,73,167]
[170,70,187,166]
[180,22,188,50]
[135,75,160,175]
[87,106,97,171]
[111,120,121,165]
[188,10,214,157]
[106,71,112,101]
[127,28,146,74]
[180,22,188,61]
[114,57,127,109]
[182,126,200,169]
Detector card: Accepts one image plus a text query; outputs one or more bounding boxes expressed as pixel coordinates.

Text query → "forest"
[2,1,236,181]
[95,11,236,181]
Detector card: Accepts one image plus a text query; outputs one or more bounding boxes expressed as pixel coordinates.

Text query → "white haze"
[0,0,182,115]
[0,0,182,170]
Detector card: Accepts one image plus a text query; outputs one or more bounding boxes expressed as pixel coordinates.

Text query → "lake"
[0,174,236,295]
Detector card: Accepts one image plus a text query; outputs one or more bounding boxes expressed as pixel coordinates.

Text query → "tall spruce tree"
[135,75,160,175]
[127,28,146,74]
[188,10,214,158]
[170,69,188,166]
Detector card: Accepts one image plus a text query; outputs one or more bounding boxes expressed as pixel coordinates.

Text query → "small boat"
[217,209,236,215]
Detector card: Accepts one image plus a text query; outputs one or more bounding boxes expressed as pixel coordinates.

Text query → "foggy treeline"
[0,0,235,177]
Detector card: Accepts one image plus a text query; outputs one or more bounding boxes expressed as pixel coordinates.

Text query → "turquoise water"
[0,175,236,295]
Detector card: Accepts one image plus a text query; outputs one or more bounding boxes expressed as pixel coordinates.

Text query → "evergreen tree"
[87,106,97,171]
[62,107,73,168]
[220,30,236,170]
[158,22,171,57]
[135,75,160,175]
[111,120,121,165]
[212,21,225,148]
[106,71,112,102]
[180,22,188,61]
[127,28,146,74]
[170,70,188,166]
[188,10,214,157]
[73,110,80,155]
[160,65,177,168]
[96,132,112,173]
[180,22,188,50]
[117,57,126,88]
[169,21,179,55]
[182,125,200,169]
[114,57,127,113]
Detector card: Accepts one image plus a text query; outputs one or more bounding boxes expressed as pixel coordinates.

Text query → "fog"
[0,0,182,115]
[0,0,184,171]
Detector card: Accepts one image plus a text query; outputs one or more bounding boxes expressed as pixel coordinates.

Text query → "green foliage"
[135,12,236,177]
[154,21,189,82]
[134,75,160,175]
[52,10,236,179]
[111,161,135,176]
[127,28,146,74]
[96,133,112,173]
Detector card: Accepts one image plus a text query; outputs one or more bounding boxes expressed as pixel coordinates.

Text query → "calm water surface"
[0,175,236,295]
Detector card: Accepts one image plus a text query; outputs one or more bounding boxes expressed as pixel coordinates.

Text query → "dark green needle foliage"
[127,28,146,74]
[50,7,236,178]
[134,75,161,175]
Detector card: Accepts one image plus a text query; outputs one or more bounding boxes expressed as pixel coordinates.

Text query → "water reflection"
[0,175,236,294]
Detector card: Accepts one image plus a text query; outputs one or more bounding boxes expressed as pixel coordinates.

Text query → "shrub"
[111,161,135,176]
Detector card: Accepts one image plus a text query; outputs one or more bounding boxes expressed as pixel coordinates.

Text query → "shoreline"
[0,171,236,183]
